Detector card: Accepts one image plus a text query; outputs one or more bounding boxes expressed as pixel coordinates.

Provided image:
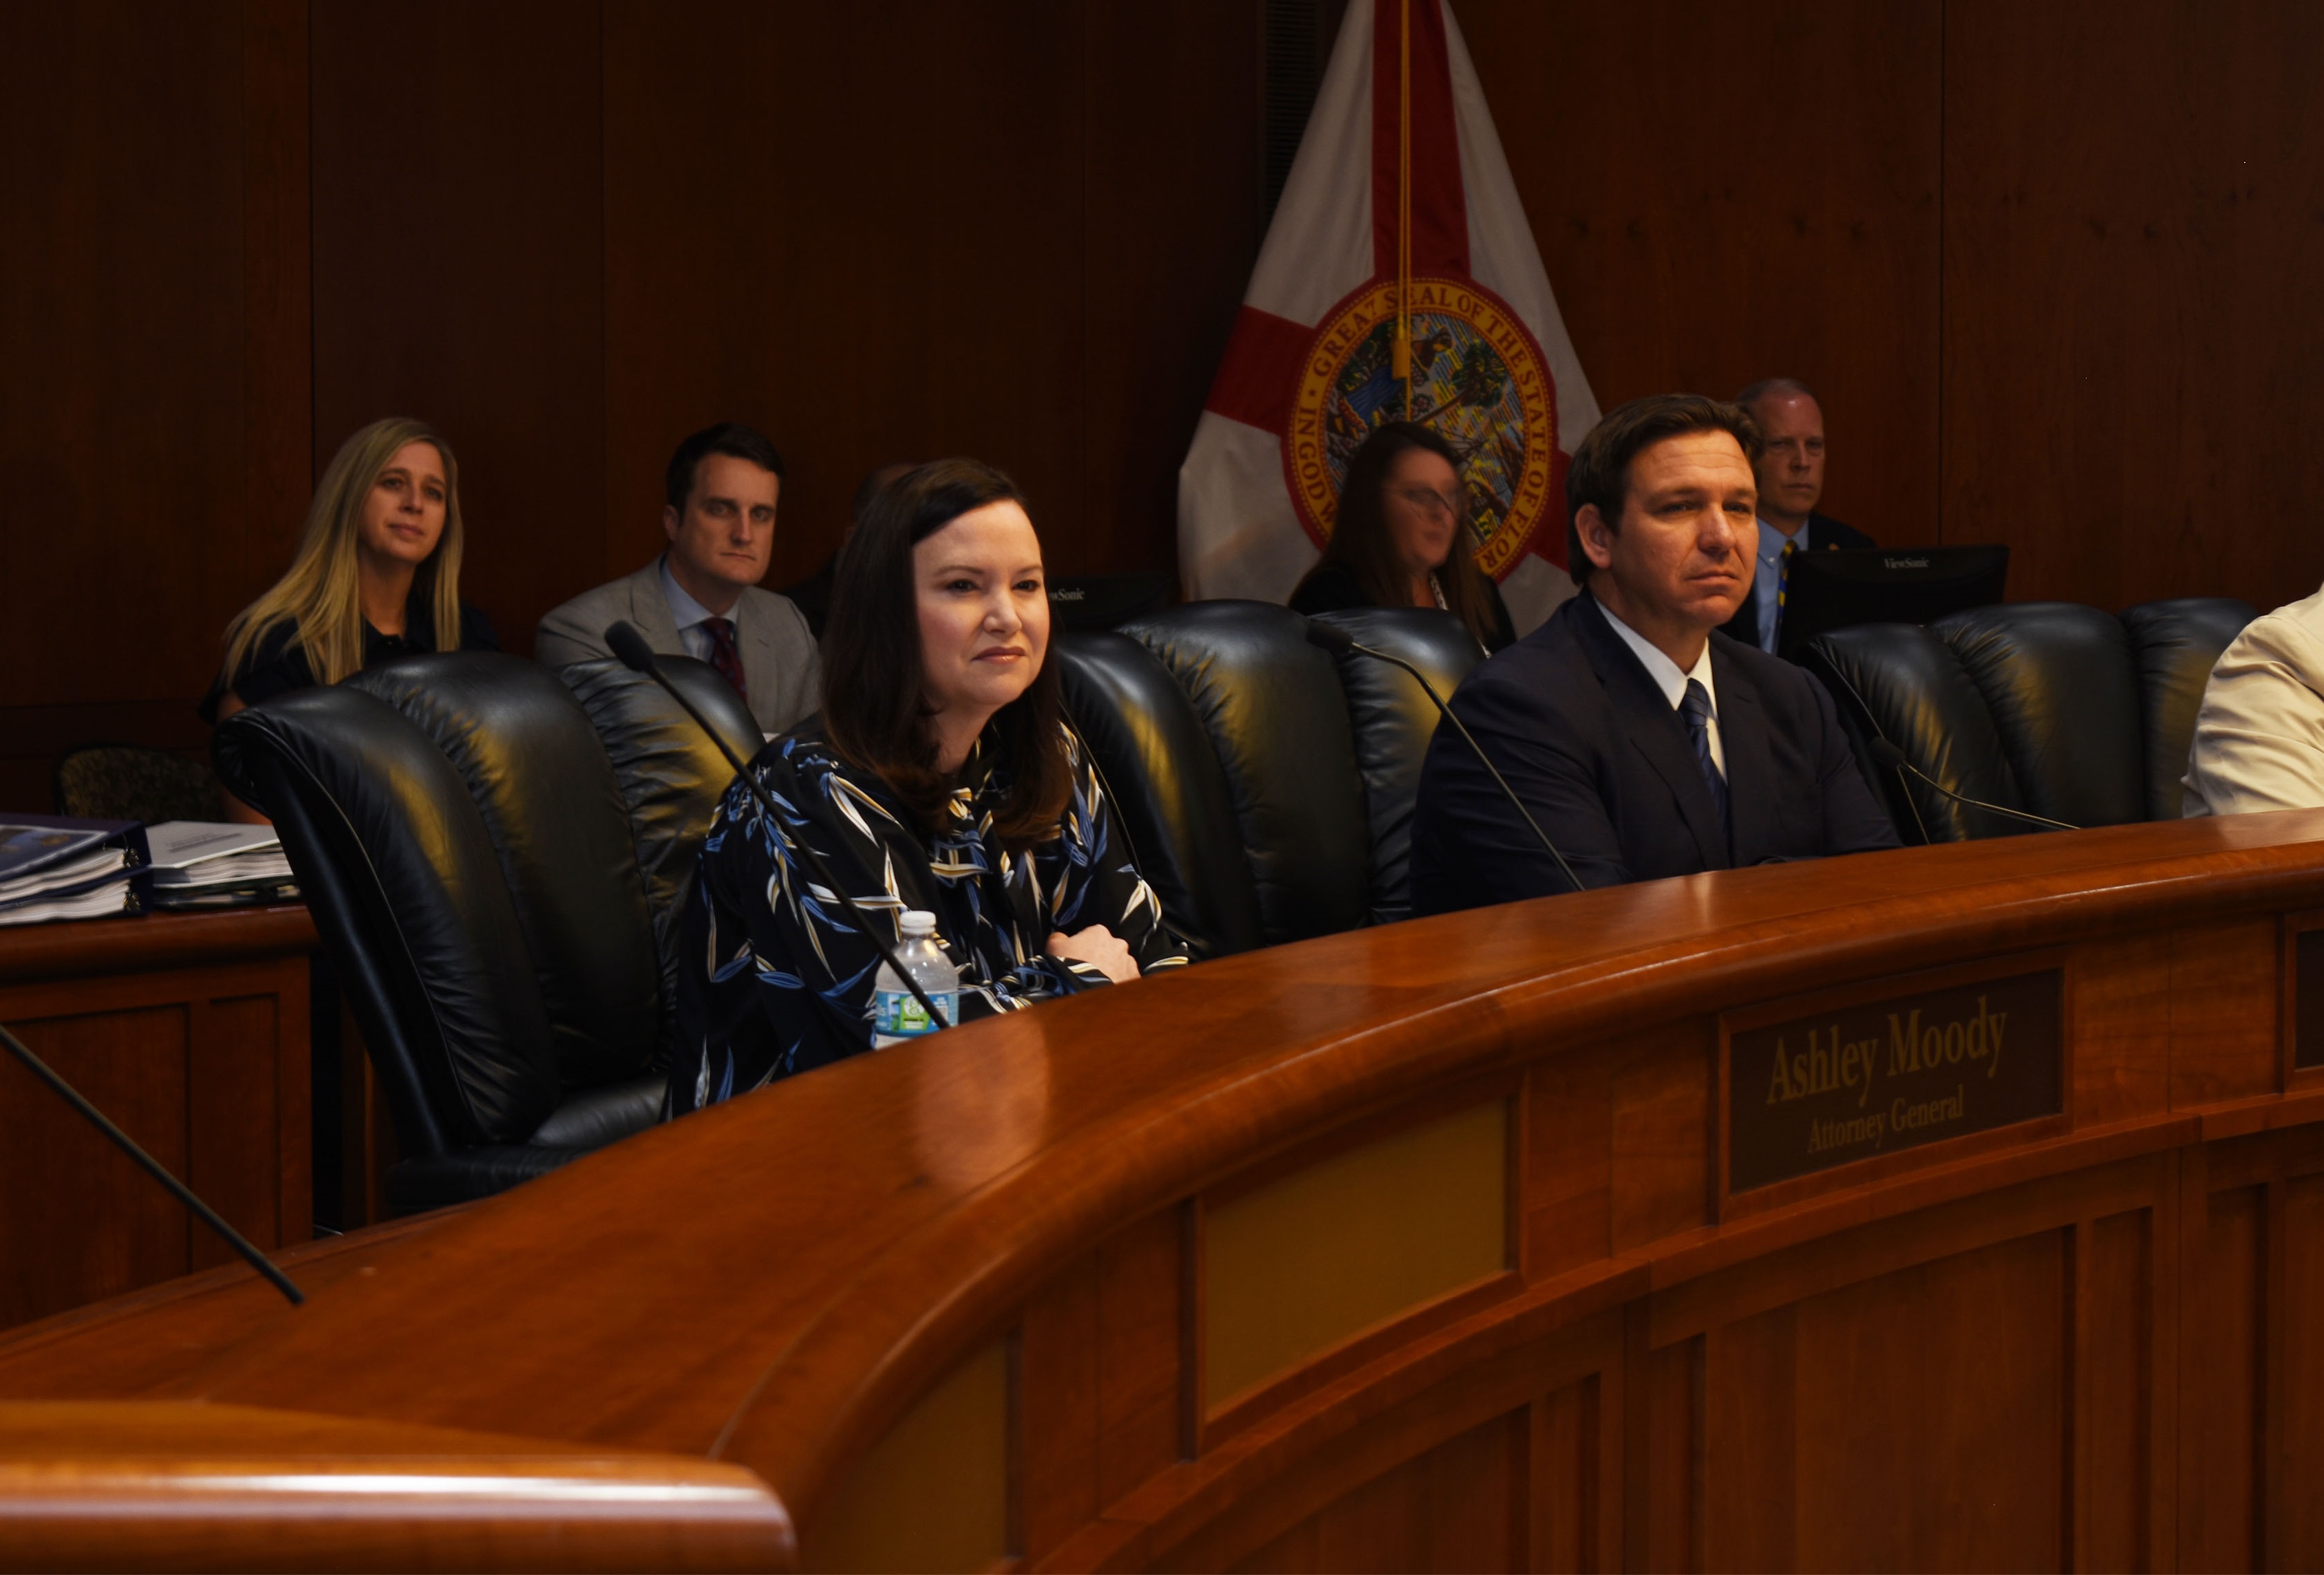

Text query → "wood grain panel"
[2178,1183,2261,1572]
[1701,1304,1794,1573]
[2075,930,2174,1128]
[599,1,1259,599]
[2074,1209,2153,1572]
[2171,918,2281,1107]
[1224,1407,1522,1575]
[1526,1376,1607,1575]
[1023,1256,1102,1558]
[1098,1210,1186,1512]
[1608,1019,1713,1255]
[0,3,247,715]
[2276,1173,2324,1567]
[0,1007,191,1329]
[188,994,291,1272]
[310,0,606,661]
[1787,1230,2065,1572]
[1524,1042,1613,1281]
[1942,0,2324,612]
[1462,0,1943,546]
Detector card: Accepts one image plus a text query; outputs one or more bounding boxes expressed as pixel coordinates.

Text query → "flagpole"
[1394,0,1412,419]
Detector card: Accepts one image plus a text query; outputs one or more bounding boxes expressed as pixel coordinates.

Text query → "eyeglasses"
[1391,484,1462,519]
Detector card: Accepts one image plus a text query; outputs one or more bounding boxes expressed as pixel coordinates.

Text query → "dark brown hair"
[821,458,1072,851]
[663,422,785,510]
[1564,395,1763,583]
[1296,422,1502,647]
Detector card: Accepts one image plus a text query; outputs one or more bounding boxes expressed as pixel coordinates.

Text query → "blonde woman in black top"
[202,418,495,815]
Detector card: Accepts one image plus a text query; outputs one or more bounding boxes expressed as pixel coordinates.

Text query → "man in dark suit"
[1718,377,1874,652]
[1409,394,1899,913]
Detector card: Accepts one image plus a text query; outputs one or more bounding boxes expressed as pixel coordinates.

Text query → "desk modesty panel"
[0,906,315,1330]
[3,816,2324,1570]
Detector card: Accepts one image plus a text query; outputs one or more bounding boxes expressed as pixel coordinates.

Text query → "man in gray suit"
[537,423,821,736]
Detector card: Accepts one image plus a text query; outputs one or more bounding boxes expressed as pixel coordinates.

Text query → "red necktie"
[702,616,748,706]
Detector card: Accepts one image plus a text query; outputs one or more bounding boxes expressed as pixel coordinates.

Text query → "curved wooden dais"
[4,813,2324,1569]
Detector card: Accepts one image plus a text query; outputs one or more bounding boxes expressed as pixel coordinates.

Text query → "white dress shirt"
[1751,516,1810,653]
[1599,601,1725,776]
[659,556,736,665]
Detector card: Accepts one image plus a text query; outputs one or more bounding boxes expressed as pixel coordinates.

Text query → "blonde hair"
[220,418,467,689]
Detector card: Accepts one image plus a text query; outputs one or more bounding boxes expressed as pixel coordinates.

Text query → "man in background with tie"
[1721,377,1875,654]
[1408,394,1897,912]
[535,422,821,736]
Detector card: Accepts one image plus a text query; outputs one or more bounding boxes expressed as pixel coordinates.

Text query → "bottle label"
[875,988,956,1038]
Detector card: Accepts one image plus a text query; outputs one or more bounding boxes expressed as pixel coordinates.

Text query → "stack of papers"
[0,822,136,927]
[145,822,298,908]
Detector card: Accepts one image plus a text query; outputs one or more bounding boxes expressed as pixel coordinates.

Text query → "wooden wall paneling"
[0,1,308,808]
[601,2,1100,598]
[2170,917,2281,1108]
[1523,1042,1614,1282]
[0,1005,192,1329]
[1113,1303,1621,1574]
[1459,0,1943,547]
[2177,1176,2262,1572]
[1023,1252,1102,1559]
[1607,1018,1713,1256]
[239,0,315,655]
[2074,928,2175,1128]
[1941,0,2324,612]
[1700,1303,1794,1572]
[2071,1208,2155,1571]
[1627,1320,1698,1574]
[1787,1230,2066,1570]
[2274,1171,2324,1566]
[185,989,308,1275]
[1526,1374,1614,1575]
[1078,0,1262,584]
[311,0,606,661]
[1098,1208,1187,1513]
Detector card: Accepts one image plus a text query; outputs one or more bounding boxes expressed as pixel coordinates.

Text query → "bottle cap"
[900,910,937,937]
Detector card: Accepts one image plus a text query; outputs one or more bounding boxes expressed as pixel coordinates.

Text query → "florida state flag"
[1177,0,1599,632]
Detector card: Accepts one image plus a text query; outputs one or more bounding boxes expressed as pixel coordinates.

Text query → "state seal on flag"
[1283,275,1559,581]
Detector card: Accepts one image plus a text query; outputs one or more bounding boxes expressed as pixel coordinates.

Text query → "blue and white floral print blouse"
[672,720,1189,1110]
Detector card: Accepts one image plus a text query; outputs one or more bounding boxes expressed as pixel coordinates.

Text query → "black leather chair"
[213,652,749,1212]
[1803,597,2258,843]
[1055,601,1482,952]
[556,657,765,1061]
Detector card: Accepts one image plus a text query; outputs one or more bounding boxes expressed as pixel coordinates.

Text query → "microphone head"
[1868,736,1909,771]
[1304,619,1357,656]
[606,621,658,674]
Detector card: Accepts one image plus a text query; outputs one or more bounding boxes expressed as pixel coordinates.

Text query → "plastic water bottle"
[872,911,959,1048]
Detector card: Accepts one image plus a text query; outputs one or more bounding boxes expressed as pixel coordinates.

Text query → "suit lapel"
[1572,597,1729,870]
[733,590,782,698]
[630,557,682,651]
[1712,642,1778,866]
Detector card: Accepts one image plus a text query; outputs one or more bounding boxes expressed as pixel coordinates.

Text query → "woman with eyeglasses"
[1290,421,1516,653]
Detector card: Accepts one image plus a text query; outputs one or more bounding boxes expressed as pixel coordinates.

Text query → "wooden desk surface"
[0,903,317,984]
[3,819,2323,1569]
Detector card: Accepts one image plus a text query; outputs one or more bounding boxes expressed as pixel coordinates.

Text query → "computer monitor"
[1776,545,2009,659]
[1046,572,1172,632]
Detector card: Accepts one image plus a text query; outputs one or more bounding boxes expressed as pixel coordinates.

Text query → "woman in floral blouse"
[672,458,1190,1108]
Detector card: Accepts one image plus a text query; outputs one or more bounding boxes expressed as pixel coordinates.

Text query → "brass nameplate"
[1727,968,2063,1193]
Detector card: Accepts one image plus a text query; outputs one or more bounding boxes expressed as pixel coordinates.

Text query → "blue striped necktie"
[1680,678,1729,842]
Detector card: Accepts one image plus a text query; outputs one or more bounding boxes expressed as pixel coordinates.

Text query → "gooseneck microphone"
[1305,621,1586,895]
[1865,737,2081,833]
[604,621,949,1031]
[0,1020,303,1305]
